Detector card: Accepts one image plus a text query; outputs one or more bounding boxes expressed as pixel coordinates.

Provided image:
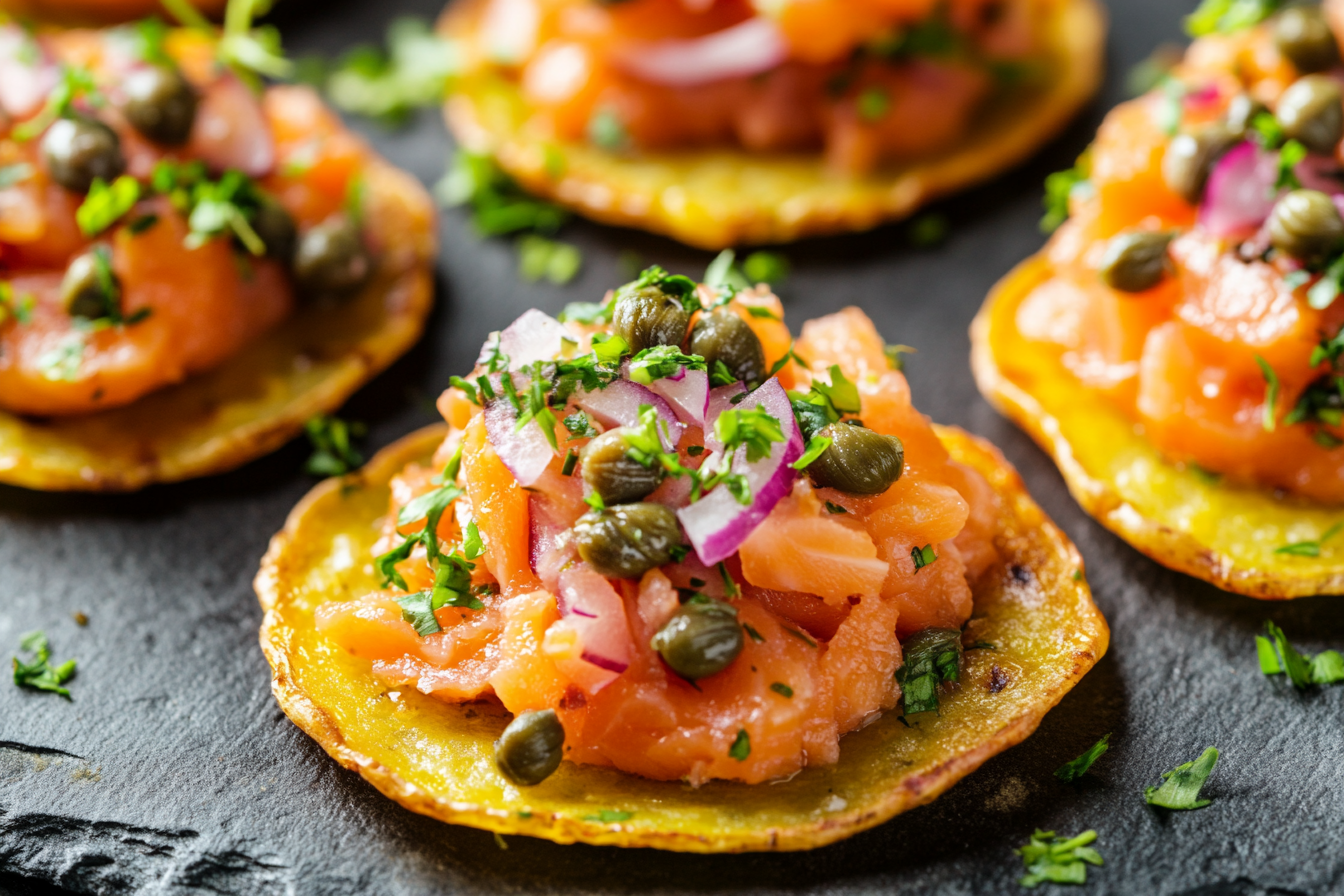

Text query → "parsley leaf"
[715,404,785,463]
[12,632,77,699]
[908,213,949,248]
[1016,829,1103,888]
[77,176,141,237]
[895,628,961,716]
[628,345,707,385]
[1257,620,1344,687]
[1144,747,1220,810]
[741,251,790,286]
[704,249,752,295]
[769,682,793,698]
[791,434,833,471]
[517,234,582,285]
[1255,354,1280,432]
[584,809,633,823]
[728,728,751,761]
[303,415,365,476]
[911,544,937,572]
[1055,734,1110,782]
[743,623,765,642]
[1274,521,1344,557]
[564,410,599,439]
[436,151,567,236]
[1041,151,1093,233]
[325,17,458,126]
[811,365,862,415]
[1186,0,1283,37]
[884,343,916,371]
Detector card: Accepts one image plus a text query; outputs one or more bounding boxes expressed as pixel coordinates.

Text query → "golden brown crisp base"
[0,158,436,492]
[0,0,226,24]
[973,256,1344,598]
[438,0,1106,249]
[255,422,1108,852]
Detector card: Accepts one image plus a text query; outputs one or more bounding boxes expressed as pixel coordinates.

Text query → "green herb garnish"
[769,682,793,698]
[324,17,458,125]
[517,234,582,285]
[1257,620,1344,687]
[895,627,961,716]
[911,544,937,572]
[12,632,77,699]
[1016,830,1103,888]
[303,415,365,477]
[1041,151,1092,234]
[728,728,751,761]
[1144,747,1220,810]
[1054,734,1110,782]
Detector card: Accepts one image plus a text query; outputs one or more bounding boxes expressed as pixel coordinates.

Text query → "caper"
[60,249,118,319]
[41,116,125,193]
[573,502,681,579]
[120,65,199,145]
[494,709,565,786]
[251,195,297,262]
[581,428,663,505]
[293,216,371,297]
[688,309,767,387]
[1276,74,1344,155]
[612,285,690,353]
[1275,6,1340,74]
[1224,93,1268,138]
[805,422,905,495]
[1162,124,1237,204]
[1098,230,1175,293]
[650,600,744,681]
[1269,188,1344,261]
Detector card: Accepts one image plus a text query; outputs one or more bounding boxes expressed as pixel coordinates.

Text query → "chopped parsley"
[1144,747,1220,810]
[895,628,961,716]
[627,346,707,385]
[1274,521,1344,557]
[303,415,366,477]
[151,162,273,255]
[0,283,36,327]
[908,213,949,248]
[789,365,861,440]
[728,728,751,761]
[1186,0,1283,37]
[1016,829,1103,888]
[323,17,458,126]
[587,108,628,151]
[1255,355,1280,432]
[911,544,937,572]
[563,410,599,439]
[741,251,790,286]
[824,501,848,515]
[37,333,86,383]
[584,809,633,823]
[162,0,293,86]
[560,449,578,476]
[1257,620,1344,687]
[12,632,77,699]
[743,623,765,643]
[884,343,916,371]
[783,626,817,648]
[517,234,582,285]
[1041,151,1093,234]
[716,405,786,462]
[769,682,793,698]
[12,65,103,143]
[791,434,833,472]
[1054,734,1110,783]
[76,176,141,237]
[856,87,890,122]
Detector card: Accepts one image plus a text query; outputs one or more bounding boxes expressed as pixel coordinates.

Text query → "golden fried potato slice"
[256,422,1108,852]
[0,159,435,492]
[438,0,1105,250]
[973,256,1344,598]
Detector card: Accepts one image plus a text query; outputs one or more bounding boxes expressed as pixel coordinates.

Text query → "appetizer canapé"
[257,268,1107,851]
[0,9,434,490]
[440,0,1105,248]
[0,0,225,26]
[973,1,1344,596]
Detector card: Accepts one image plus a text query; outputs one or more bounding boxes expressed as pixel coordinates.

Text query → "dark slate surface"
[3,1,1342,893]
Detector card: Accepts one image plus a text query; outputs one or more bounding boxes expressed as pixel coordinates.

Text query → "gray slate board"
[3,1,1341,893]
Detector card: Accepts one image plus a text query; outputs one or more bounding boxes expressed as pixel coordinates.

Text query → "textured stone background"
[4,0,1343,893]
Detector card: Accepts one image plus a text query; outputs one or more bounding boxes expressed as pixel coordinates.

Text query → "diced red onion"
[1199,142,1279,238]
[647,367,709,428]
[483,399,554,487]
[496,309,571,369]
[677,377,803,566]
[189,74,275,177]
[0,27,56,120]
[557,565,632,685]
[576,379,684,449]
[612,17,788,88]
[1184,83,1221,113]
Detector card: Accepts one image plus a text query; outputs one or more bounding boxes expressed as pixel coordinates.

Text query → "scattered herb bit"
[1041,151,1093,233]
[971,640,997,650]
[1016,829,1103,888]
[1257,620,1344,687]
[884,343,916,371]
[12,632,77,699]
[911,544,937,572]
[76,176,141,237]
[1255,355,1280,432]
[728,728,751,761]
[744,305,781,320]
[1186,0,1283,37]
[0,283,36,328]
[1156,76,1187,136]
[560,449,579,476]
[162,0,293,85]
[12,66,103,143]
[516,234,582,285]
[627,345,707,385]
[769,682,793,698]
[715,405,785,463]
[824,501,848,514]
[856,86,890,122]
[1274,521,1344,557]
[791,434,834,472]
[559,300,610,325]
[717,561,740,598]
[704,249,751,295]
[588,108,628,151]
[493,832,508,850]
[743,623,765,643]
[1055,734,1111,783]
[1273,139,1307,193]
[908,213,949,248]
[303,415,365,476]
[1144,747,1220,810]
[151,161,272,255]
[783,626,817,648]
[895,628,961,716]
[741,251,790,286]
[686,445,705,457]
[584,491,605,512]
[36,333,86,383]
[584,809,633,823]
[322,17,458,126]
[1126,44,1182,97]
[563,410,599,439]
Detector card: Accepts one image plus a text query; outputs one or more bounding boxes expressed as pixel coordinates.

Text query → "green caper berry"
[41,116,125,193]
[581,428,664,505]
[1275,6,1341,74]
[1224,93,1268,138]
[573,502,681,579]
[650,600,744,681]
[1162,125,1237,204]
[1098,230,1175,293]
[293,216,371,297]
[1269,188,1344,261]
[688,309,767,387]
[251,195,298,262]
[60,250,117,319]
[1276,74,1344,155]
[121,65,199,145]
[612,285,691,353]
[806,423,905,495]
[494,709,565,786]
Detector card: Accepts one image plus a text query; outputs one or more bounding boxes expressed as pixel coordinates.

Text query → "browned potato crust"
[255,422,1108,852]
